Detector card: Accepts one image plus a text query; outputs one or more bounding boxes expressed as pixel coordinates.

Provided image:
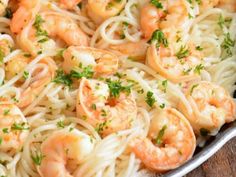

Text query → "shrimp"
[87,0,127,24]
[0,103,29,153]
[77,78,137,136]
[16,57,57,108]
[5,53,30,81]
[60,0,82,10]
[0,38,13,59]
[40,11,88,46]
[62,46,118,75]
[109,40,149,60]
[140,0,189,39]
[130,108,196,172]
[178,81,236,136]
[38,129,94,177]
[218,0,236,12]
[140,3,165,39]
[10,0,39,34]
[146,41,203,83]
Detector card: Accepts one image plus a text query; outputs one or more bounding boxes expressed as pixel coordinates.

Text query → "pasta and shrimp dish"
[0,0,235,176]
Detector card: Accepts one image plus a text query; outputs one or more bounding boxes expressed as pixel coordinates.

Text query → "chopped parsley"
[91,104,97,110]
[145,91,156,107]
[0,49,5,64]
[23,71,29,79]
[33,14,48,37]
[2,128,9,134]
[221,33,235,58]
[31,150,44,165]
[176,45,189,59]
[57,120,65,128]
[95,120,111,133]
[155,125,167,145]
[70,66,94,79]
[11,122,29,131]
[148,30,168,48]
[53,70,73,87]
[161,80,168,93]
[190,84,199,95]
[200,128,209,137]
[0,137,2,145]
[195,45,203,51]
[218,14,225,29]
[194,64,204,75]
[150,0,163,9]
[3,109,10,115]
[159,103,165,109]
[106,79,131,98]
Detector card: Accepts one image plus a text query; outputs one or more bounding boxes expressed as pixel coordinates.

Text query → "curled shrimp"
[10,0,39,34]
[77,78,137,136]
[178,81,236,136]
[146,42,203,83]
[130,108,196,172]
[140,0,189,39]
[40,11,88,46]
[38,129,94,177]
[0,103,29,153]
[16,57,57,108]
[62,46,118,75]
[0,37,13,59]
[60,0,82,9]
[87,0,127,24]
[110,40,149,60]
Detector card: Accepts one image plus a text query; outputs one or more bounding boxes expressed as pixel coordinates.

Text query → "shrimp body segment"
[131,108,196,172]
[179,81,236,135]
[77,78,137,136]
[10,0,39,34]
[87,0,127,24]
[0,103,29,152]
[62,46,118,75]
[146,44,202,83]
[38,129,94,177]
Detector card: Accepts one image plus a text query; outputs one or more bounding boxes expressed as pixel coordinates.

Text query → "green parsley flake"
[145,91,156,107]
[23,71,29,79]
[31,150,44,165]
[190,84,199,95]
[155,125,167,145]
[53,70,73,87]
[57,120,65,128]
[176,45,189,59]
[106,79,131,98]
[150,0,163,9]
[194,64,204,75]
[148,30,168,48]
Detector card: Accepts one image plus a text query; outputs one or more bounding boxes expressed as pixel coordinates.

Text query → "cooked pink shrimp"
[10,0,39,34]
[109,40,149,60]
[179,81,236,136]
[40,11,88,46]
[0,103,29,153]
[17,57,57,108]
[38,129,94,177]
[140,3,165,39]
[218,0,236,12]
[60,0,82,9]
[130,108,196,172]
[87,0,127,24]
[140,0,189,39]
[146,41,203,83]
[77,78,137,136]
[62,46,118,75]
